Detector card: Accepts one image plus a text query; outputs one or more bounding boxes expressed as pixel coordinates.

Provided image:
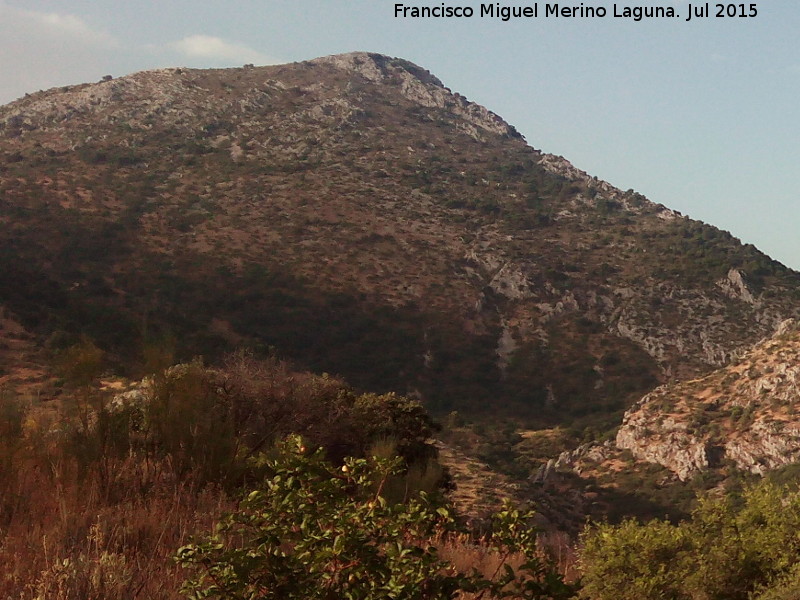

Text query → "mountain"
[2,51,799,425]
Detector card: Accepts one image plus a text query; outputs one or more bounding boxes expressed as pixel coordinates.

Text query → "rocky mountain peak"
[310,52,521,141]
[310,52,445,87]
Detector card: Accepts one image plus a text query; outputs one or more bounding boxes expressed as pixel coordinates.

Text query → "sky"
[2,1,799,269]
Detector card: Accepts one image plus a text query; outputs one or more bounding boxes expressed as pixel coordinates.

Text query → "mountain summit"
[1,52,798,422]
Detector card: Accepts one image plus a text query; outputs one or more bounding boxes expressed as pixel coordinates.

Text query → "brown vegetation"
[0,391,229,598]
[0,348,458,598]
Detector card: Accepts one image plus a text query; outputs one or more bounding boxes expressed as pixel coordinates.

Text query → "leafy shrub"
[752,563,800,600]
[177,435,576,600]
[580,481,800,600]
[31,551,134,600]
[579,518,690,600]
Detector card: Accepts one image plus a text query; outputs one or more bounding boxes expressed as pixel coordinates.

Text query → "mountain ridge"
[1,51,798,425]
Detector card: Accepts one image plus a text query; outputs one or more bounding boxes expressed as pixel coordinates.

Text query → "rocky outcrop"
[615,320,800,479]
[543,440,617,478]
[724,420,800,475]
[311,52,521,140]
[717,268,756,304]
[616,406,711,480]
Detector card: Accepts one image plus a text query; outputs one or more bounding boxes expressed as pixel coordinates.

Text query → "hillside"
[2,51,799,425]
[617,318,800,480]
[529,319,800,527]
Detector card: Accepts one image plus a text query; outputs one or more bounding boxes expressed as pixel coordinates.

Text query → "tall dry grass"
[0,383,232,599]
[0,446,231,598]
[434,529,579,599]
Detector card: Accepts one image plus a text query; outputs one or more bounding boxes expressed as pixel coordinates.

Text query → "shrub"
[176,435,576,600]
[57,338,105,389]
[145,361,238,483]
[211,352,439,466]
[92,354,442,488]
[31,551,133,600]
[580,481,800,600]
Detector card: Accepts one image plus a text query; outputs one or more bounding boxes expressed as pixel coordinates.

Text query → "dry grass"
[0,421,575,599]
[433,529,578,599]
[0,411,578,599]
[0,446,231,599]
[0,370,235,600]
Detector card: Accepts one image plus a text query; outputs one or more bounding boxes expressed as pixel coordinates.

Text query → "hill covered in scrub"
[2,52,800,428]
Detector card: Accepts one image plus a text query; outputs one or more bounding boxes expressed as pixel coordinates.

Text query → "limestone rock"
[615,320,800,479]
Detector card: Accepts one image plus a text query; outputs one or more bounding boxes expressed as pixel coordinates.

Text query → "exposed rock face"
[616,320,800,479]
[496,319,518,376]
[616,408,710,480]
[718,268,756,304]
[549,440,618,477]
[724,420,800,474]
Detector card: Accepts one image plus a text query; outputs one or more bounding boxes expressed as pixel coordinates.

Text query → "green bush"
[580,481,800,600]
[579,518,691,600]
[752,563,800,600]
[177,435,576,600]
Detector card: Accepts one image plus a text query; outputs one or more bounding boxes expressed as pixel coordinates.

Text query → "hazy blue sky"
[2,1,799,269]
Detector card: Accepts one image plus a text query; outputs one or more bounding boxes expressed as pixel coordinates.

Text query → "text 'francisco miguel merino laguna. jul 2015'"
[393,3,759,22]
